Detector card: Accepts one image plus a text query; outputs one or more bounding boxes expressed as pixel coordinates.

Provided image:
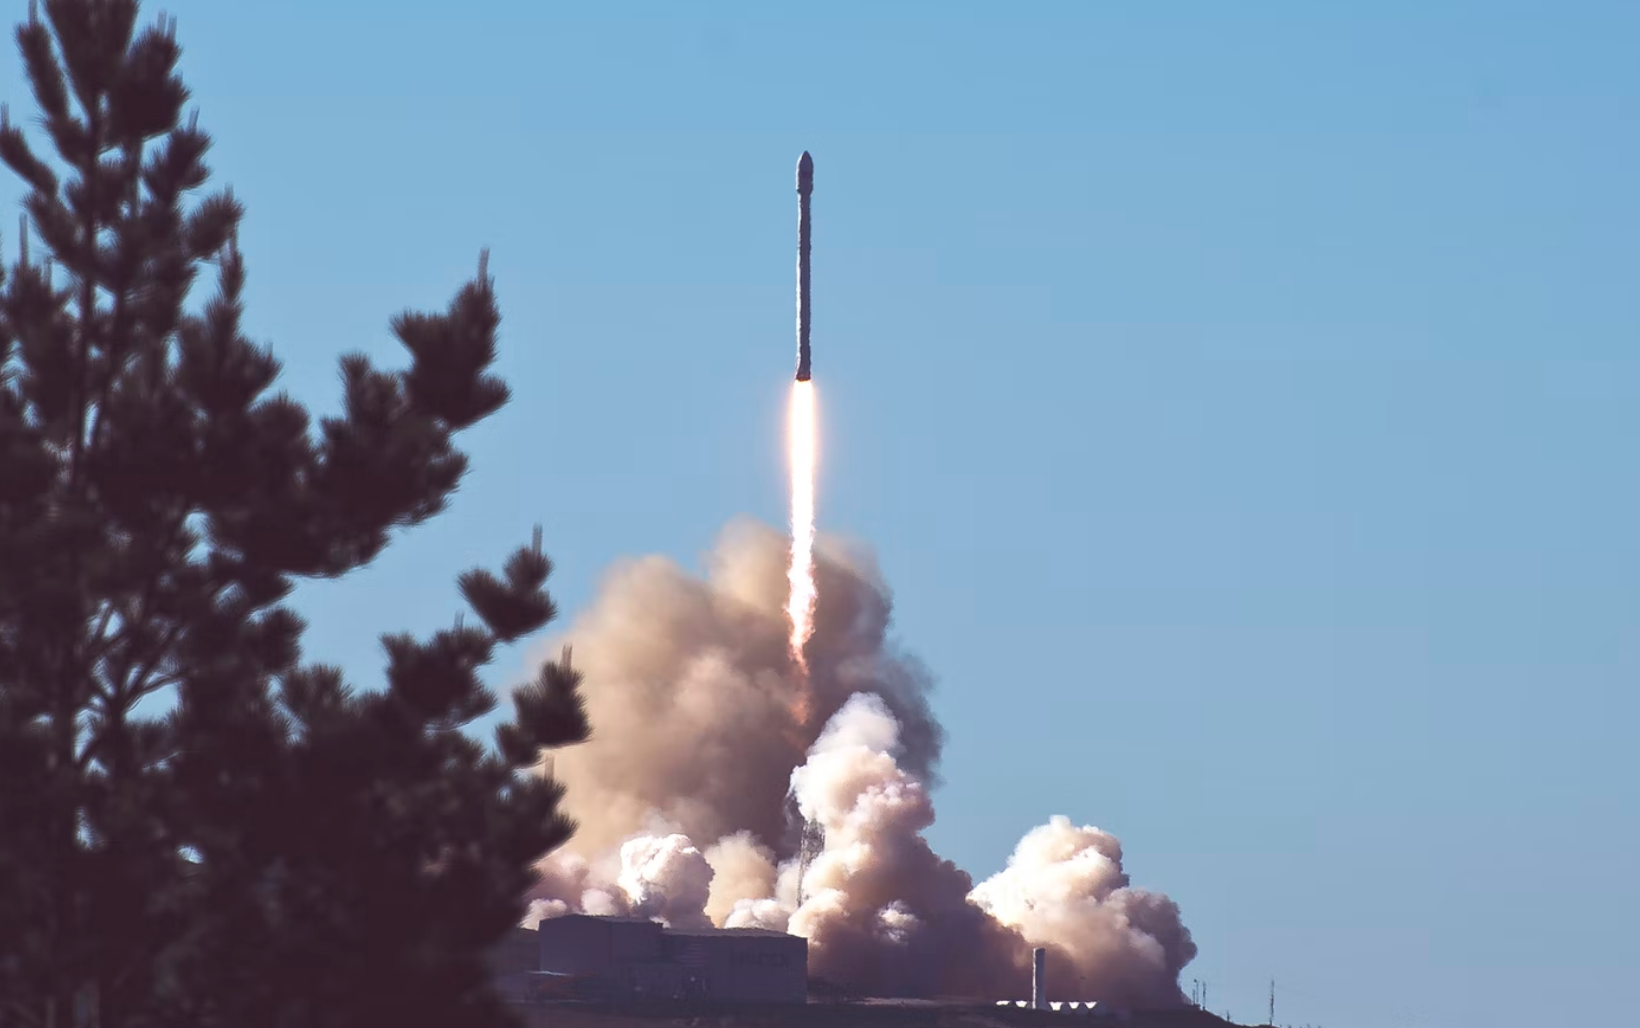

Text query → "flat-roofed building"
[527,915,807,1004]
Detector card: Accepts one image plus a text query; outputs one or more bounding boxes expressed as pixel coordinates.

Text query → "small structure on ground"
[495,915,808,1005]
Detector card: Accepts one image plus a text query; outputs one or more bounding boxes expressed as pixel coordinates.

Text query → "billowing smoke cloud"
[521,827,714,929]
[703,832,777,927]
[526,520,1194,1006]
[541,518,941,858]
[971,818,1198,1009]
[726,692,1030,999]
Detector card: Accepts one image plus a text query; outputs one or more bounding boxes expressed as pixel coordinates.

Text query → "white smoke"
[971,818,1198,1007]
[522,828,713,931]
[723,692,1028,998]
[618,834,714,929]
[525,521,1195,1005]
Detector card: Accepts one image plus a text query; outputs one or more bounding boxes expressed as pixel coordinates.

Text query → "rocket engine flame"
[786,380,818,692]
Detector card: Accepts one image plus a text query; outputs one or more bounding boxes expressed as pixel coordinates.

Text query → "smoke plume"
[526,519,1194,1006]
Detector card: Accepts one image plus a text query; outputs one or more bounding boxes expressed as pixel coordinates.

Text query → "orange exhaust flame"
[785,380,818,725]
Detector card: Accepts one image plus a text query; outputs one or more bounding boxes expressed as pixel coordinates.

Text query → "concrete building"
[505,915,807,1005]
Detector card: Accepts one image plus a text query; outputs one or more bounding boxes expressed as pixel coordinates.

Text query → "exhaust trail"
[786,380,818,682]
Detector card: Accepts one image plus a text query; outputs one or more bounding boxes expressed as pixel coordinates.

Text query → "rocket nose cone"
[797,151,814,192]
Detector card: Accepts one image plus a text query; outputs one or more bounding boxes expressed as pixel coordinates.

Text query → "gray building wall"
[538,915,663,974]
[532,915,807,1004]
[665,928,808,1003]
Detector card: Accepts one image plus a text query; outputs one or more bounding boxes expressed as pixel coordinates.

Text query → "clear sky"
[5,2,1637,1026]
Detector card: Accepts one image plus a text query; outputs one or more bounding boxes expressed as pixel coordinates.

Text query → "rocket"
[795,151,814,382]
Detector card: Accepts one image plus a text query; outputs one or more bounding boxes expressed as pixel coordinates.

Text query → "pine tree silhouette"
[0,3,589,1025]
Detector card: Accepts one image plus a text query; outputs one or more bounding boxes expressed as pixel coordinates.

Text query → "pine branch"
[496,647,590,769]
[0,7,590,1023]
[0,104,59,195]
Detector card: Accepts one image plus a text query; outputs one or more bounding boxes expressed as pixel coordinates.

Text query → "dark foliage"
[0,3,591,1025]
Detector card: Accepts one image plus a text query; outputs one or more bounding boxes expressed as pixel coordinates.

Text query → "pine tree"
[0,2,590,1025]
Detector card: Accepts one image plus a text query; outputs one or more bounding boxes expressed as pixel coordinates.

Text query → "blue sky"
[5,2,1638,1026]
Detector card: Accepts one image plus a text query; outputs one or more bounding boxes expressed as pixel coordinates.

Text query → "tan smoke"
[703,832,778,927]
[525,520,1194,1006]
[543,518,941,857]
